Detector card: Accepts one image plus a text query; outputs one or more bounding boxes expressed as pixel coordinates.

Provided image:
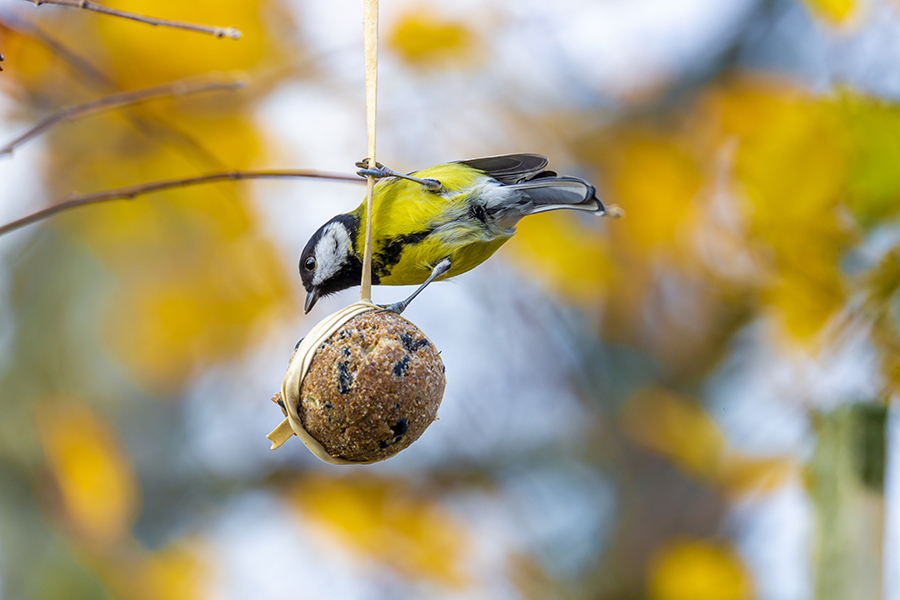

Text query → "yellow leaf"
[55,114,263,269]
[505,211,612,305]
[801,0,857,23]
[763,271,844,340]
[41,122,292,393]
[841,95,900,226]
[622,387,796,495]
[288,475,470,588]
[37,402,139,543]
[96,0,285,87]
[719,454,795,497]
[728,88,852,340]
[89,540,207,600]
[735,111,847,228]
[388,10,480,66]
[104,235,291,392]
[598,132,702,253]
[0,23,59,93]
[648,539,753,600]
[620,388,726,480]
[139,544,206,600]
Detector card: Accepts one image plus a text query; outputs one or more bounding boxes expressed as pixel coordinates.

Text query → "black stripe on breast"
[373,229,433,278]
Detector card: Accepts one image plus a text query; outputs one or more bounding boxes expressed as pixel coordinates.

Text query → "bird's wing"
[453,153,550,184]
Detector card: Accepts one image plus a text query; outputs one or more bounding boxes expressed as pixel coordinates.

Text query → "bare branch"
[0,77,245,157]
[22,0,242,39]
[0,170,366,237]
[2,12,111,85]
[0,15,229,169]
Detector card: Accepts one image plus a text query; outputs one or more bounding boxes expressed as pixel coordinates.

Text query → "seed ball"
[299,310,445,462]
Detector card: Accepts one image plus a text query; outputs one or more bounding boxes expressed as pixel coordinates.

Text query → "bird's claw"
[355,158,383,170]
[377,301,407,315]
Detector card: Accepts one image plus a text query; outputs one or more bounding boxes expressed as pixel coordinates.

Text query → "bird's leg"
[380,259,452,314]
[356,159,442,192]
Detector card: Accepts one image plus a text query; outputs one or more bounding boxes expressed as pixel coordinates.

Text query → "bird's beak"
[304,288,320,314]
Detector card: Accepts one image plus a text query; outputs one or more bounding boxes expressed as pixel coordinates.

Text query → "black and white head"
[299,214,363,313]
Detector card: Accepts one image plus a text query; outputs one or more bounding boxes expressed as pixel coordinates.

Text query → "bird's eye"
[304,257,316,271]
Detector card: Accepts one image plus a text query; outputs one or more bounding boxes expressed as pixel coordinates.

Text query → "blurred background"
[0,0,897,598]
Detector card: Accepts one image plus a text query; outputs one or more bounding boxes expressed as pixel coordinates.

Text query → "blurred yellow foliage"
[842,95,900,226]
[865,251,900,393]
[37,402,138,544]
[868,250,900,309]
[0,23,60,95]
[56,112,261,253]
[801,0,857,22]
[720,454,796,497]
[621,388,727,478]
[726,86,849,339]
[133,544,206,600]
[0,13,296,399]
[599,132,702,254]
[105,233,291,391]
[96,0,283,87]
[621,387,793,495]
[570,78,876,347]
[506,211,613,305]
[388,10,479,66]
[648,539,753,600]
[37,114,293,392]
[88,541,207,600]
[289,475,470,588]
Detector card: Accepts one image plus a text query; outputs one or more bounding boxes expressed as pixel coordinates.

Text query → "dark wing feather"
[508,176,605,214]
[454,153,549,184]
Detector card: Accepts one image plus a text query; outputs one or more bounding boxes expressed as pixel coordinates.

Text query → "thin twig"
[23,0,242,39]
[0,77,245,157]
[0,12,109,86]
[0,170,365,237]
[1,14,234,169]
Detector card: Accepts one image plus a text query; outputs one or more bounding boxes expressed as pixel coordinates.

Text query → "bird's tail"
[508,176,606,216]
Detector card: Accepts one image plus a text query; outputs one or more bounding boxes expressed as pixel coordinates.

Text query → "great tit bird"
[300,153,607,313]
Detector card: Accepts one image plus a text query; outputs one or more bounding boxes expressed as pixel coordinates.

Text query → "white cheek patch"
[312,222,352,286]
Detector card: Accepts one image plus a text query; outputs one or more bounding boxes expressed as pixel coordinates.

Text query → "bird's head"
[300,214,363,313]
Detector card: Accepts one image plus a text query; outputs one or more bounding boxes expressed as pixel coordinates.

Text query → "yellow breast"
[352,163,513,285]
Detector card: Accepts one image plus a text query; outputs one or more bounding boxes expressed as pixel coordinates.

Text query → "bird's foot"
[355,158,442,191]
[377,259,452,315]
[377,301,408,315]
[355,159,390,179]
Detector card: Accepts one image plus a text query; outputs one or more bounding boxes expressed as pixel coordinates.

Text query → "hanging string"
[359,0,378,302]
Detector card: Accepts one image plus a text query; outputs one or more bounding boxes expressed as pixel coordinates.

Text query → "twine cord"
[359,0,378,302]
